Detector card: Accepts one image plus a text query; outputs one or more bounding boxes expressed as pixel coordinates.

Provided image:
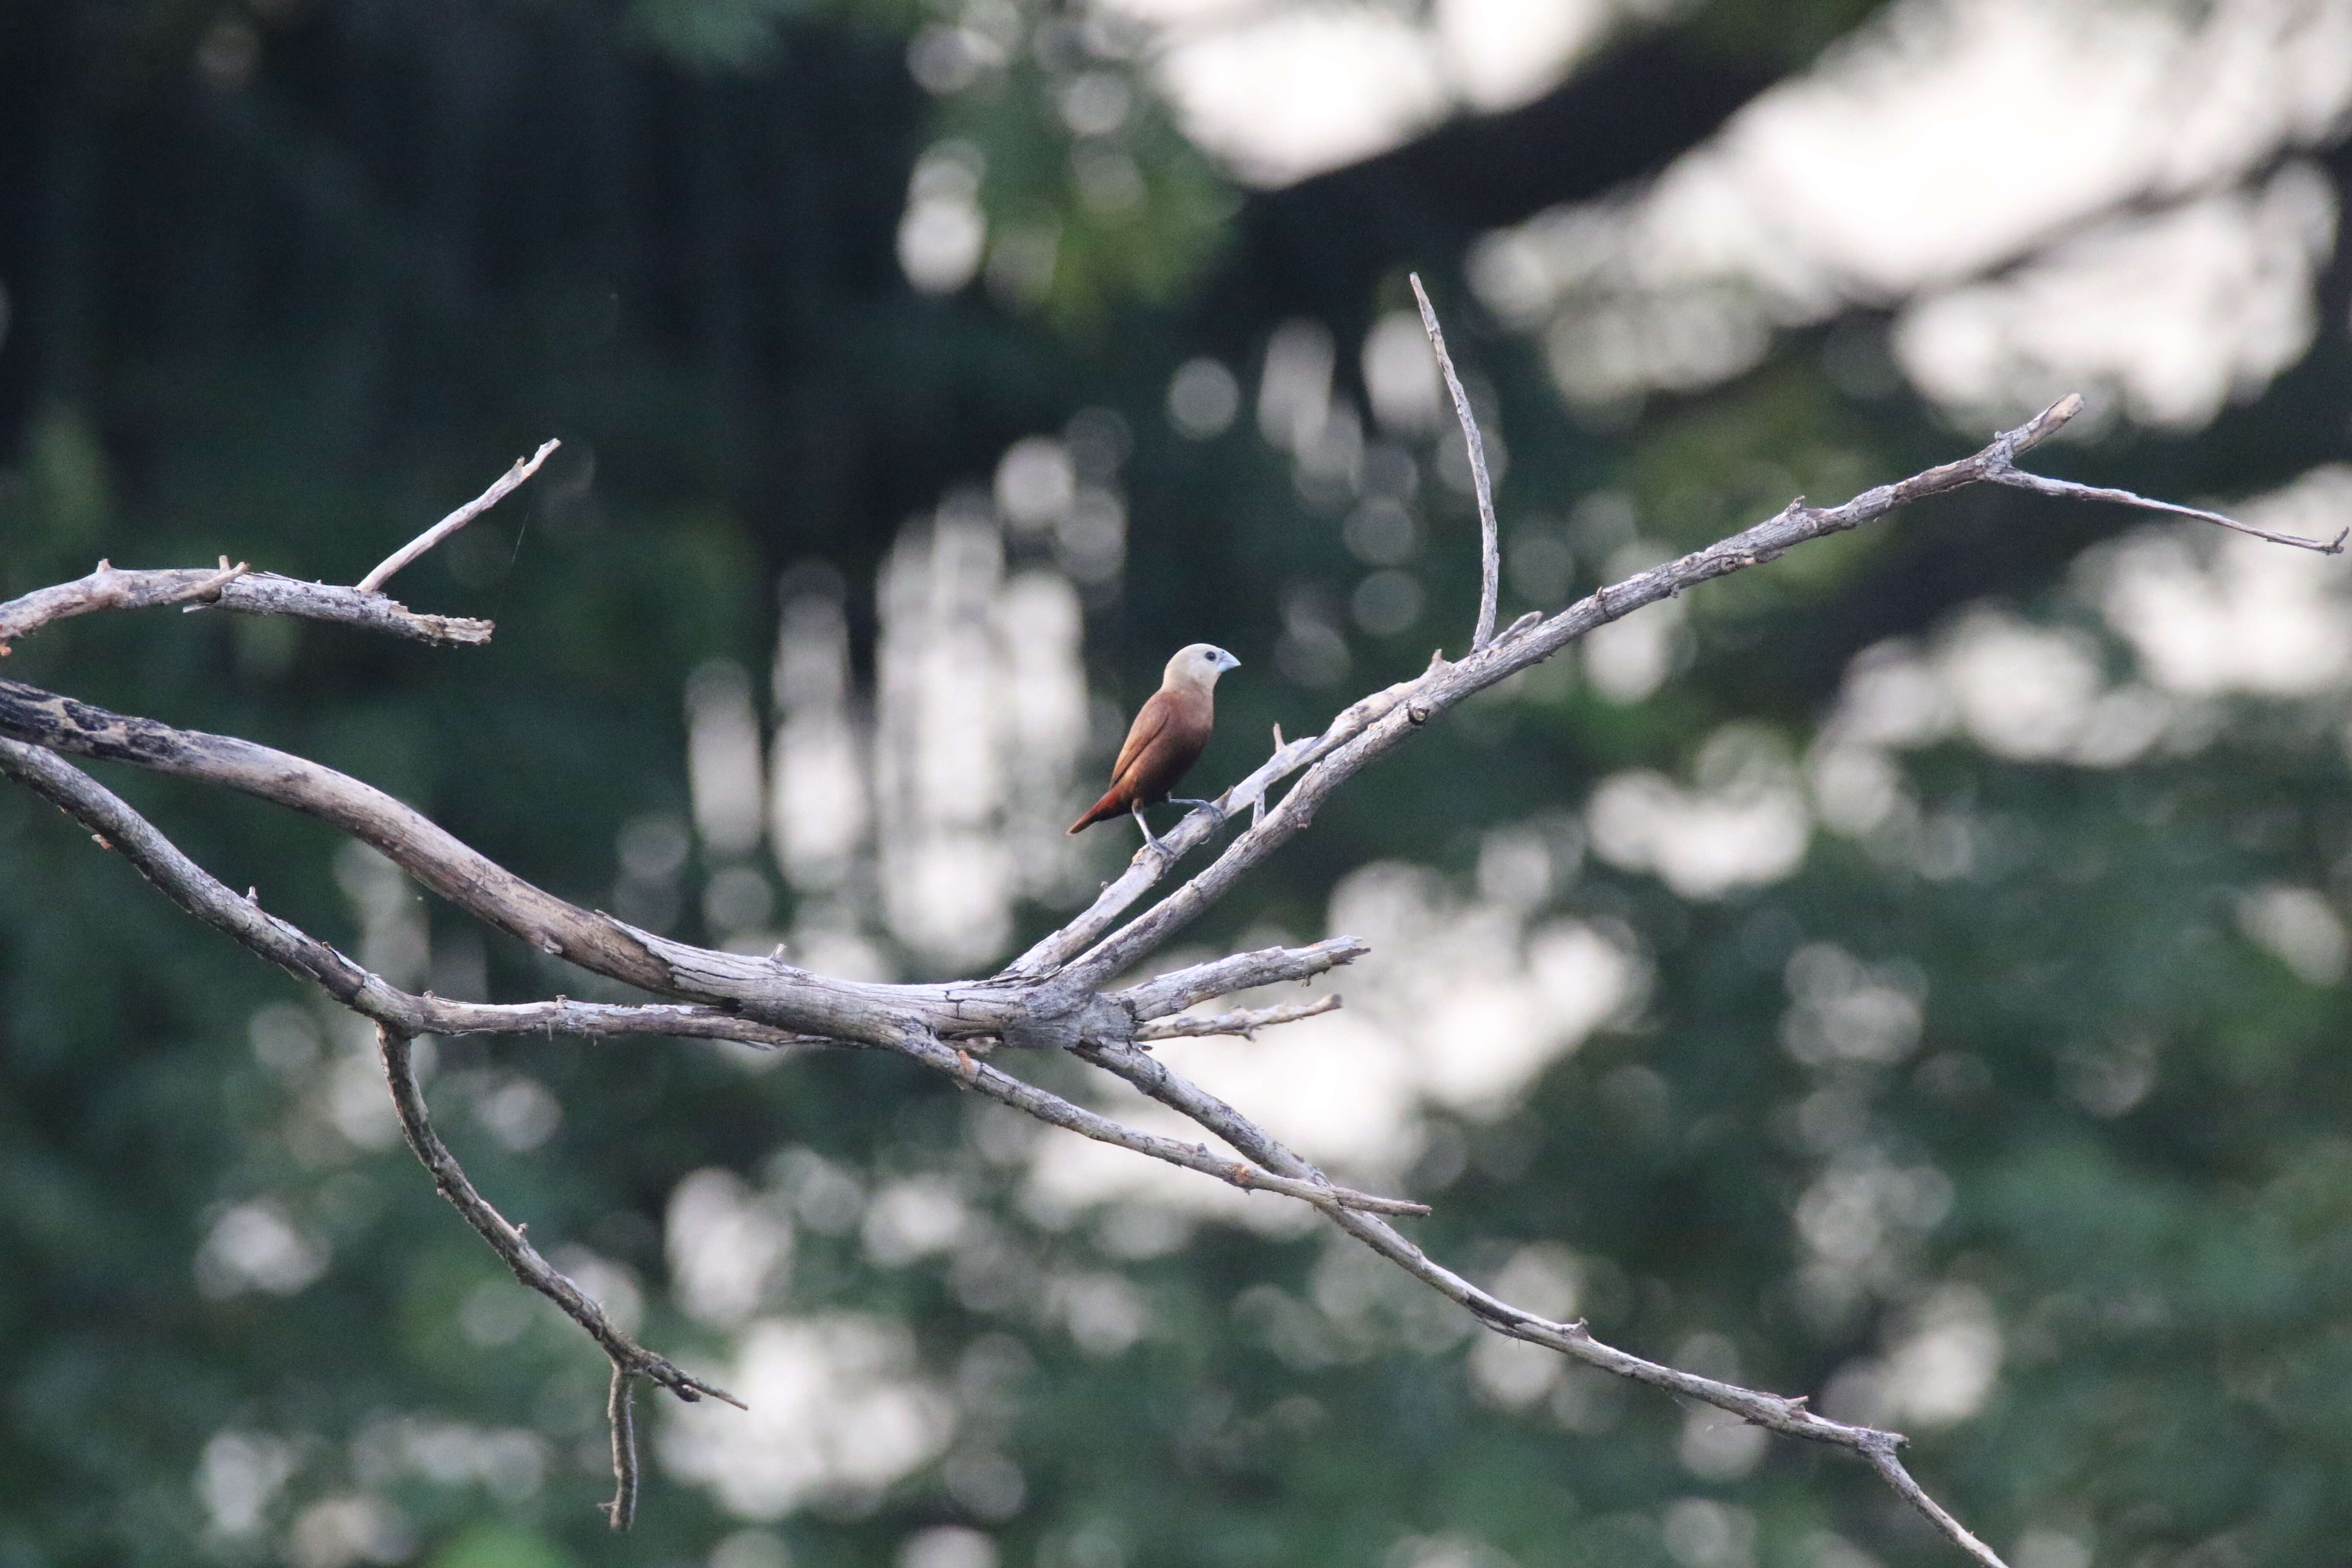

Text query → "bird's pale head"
[1165,642,1241,689]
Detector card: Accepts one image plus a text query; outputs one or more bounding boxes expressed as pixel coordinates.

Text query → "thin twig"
[1411,273,1500,652]
[884,1026,1427,1216]
[356,439,560,594]
[1114,937,1368,1019]
[1135,994,1341,1041]
[377,1021,742,1419]
[1864,1441,2009,1568]
[600,1368,640,1532]
[1076,1038,2008,1568]
[1983,408,2344,553]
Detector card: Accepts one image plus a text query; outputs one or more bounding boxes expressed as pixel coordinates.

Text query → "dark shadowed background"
[8,1,2352,1565]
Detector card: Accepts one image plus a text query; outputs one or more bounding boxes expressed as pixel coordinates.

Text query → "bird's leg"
[1133,804,1173,858]
[1168,797,1228,821]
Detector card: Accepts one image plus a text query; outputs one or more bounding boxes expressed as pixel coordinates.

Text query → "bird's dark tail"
[1068,788,1127,834]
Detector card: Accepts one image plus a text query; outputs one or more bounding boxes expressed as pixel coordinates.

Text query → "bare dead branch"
[0,726,1424,1239]
[0,681,679,987]
[0,446,548,652]
[0,731,1415,1245]
[0,563,492,651]
[10,390,2318,1553]
[1015,401,2137,985]
[1412,274,1501,651]
[1113,937,1368,1020]
[357,440,561,594]
[1077,1037,2008,1568]
[0,560,246,646]
[0,737,838,1055]
[211,571,496,643]
[1134,994,1341,1041]
[0,683,1137,1047]
[1045,397,2119,992]
[377,1024,742,1493]
[3,392,2278,1056]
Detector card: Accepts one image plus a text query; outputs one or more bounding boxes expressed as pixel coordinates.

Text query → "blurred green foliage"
[6,1,2352,1567]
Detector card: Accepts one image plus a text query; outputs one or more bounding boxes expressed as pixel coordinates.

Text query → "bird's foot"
[1170,797,1228,822]
[1135,810,1175,858]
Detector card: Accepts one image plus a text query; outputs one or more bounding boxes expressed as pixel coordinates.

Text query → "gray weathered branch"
[0,737,1423,1301]
[0,684,1080,1045]
[0,735,844,1051]
[377,1022,743,1526]
[0,562,493,649]
[601,1367,642,1531]
[1035,396,2116,994]
[0,681,676,985]
[0,733,1445,1505]
[1077,1037,2004,1568]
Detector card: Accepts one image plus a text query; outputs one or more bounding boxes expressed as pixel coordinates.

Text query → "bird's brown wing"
[1114,687,1211,806]
[1107,689,1182,790]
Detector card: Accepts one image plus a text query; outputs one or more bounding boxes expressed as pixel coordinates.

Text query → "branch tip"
[2016,391,2085,451]
[356,438,560,595]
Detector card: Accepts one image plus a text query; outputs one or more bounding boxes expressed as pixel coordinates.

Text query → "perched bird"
[1069,643,1241,854]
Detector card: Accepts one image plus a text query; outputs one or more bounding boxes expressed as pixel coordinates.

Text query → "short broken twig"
[184,556,253,603]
